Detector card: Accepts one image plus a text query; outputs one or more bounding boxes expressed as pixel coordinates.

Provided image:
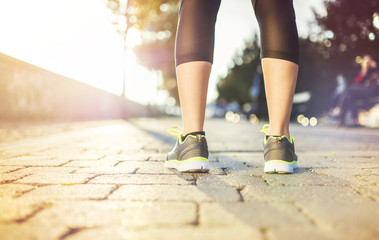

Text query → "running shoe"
[165,127,210,173]
[259,124,298,174]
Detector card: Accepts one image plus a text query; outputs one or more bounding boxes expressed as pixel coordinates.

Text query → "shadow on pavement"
[132,122,312,229]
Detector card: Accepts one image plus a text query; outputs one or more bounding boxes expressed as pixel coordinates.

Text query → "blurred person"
[331,55,378,127]
[249,65,264,114]
[165,0,299,174]
[250,65,263,100]
[354,55,377,85]
[329,74,346,110]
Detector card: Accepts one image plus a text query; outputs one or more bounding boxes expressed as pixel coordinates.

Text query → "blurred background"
[0,0,378,127]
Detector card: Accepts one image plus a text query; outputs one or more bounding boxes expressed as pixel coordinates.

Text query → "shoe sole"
[264,160,298,174]
[165,157,210,173]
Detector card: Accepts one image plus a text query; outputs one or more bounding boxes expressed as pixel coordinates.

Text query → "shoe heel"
[264,161,294,174]
[180,160,210,173]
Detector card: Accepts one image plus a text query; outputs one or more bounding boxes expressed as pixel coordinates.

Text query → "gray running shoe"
[165,127,210,173]
[259,125,298,174]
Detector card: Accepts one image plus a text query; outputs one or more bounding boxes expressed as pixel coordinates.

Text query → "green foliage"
[314,0,379,81]
[132,1,179,101]
[216,35,334,117]
[217,0,379,116]
[217,36,261,106]
[107,0,175,31]
[303,0,379,114]
[107,0,180,102]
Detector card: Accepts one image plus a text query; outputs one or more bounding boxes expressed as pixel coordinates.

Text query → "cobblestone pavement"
[0,118,379,240]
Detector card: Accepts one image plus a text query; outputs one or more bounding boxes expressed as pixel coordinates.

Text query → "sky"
[0,0,326,105]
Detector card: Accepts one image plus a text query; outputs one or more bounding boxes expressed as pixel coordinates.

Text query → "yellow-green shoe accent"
[165,127,210,173]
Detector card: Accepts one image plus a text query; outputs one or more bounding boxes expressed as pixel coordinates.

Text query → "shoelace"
[258,124,295,144]
[167,127,204,143]
[167,126,183,137]
[258,124,270,135]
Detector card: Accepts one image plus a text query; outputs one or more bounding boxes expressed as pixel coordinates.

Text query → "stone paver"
[109,184,241,202]
[200,201,312,227]
[20,184,116,201]
[89,174,195,185]
[0,156,68,167]
[14,173,95,185]
[0,118,378,240]
[22,200,198,228]
[63,226,261,240]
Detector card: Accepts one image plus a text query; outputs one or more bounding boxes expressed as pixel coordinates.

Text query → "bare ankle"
[266,128,290,139]
[182,128,204,136]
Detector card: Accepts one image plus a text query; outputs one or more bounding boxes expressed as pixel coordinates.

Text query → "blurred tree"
[217,0,379,118]
[107,0,180,101]
[314,0,379,82]
[296,38,336,116]
[216,35,335,118]
[216,35,265,115]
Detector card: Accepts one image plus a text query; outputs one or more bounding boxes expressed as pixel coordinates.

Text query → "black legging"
[175,0,299,66]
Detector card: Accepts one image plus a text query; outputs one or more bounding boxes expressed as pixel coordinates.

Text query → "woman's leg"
[254,0,299,139]
[176,62,211,135]
[261,58,298,138]
[165,0,220,173]
[253,0,299,173]
[175,0,221,135]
